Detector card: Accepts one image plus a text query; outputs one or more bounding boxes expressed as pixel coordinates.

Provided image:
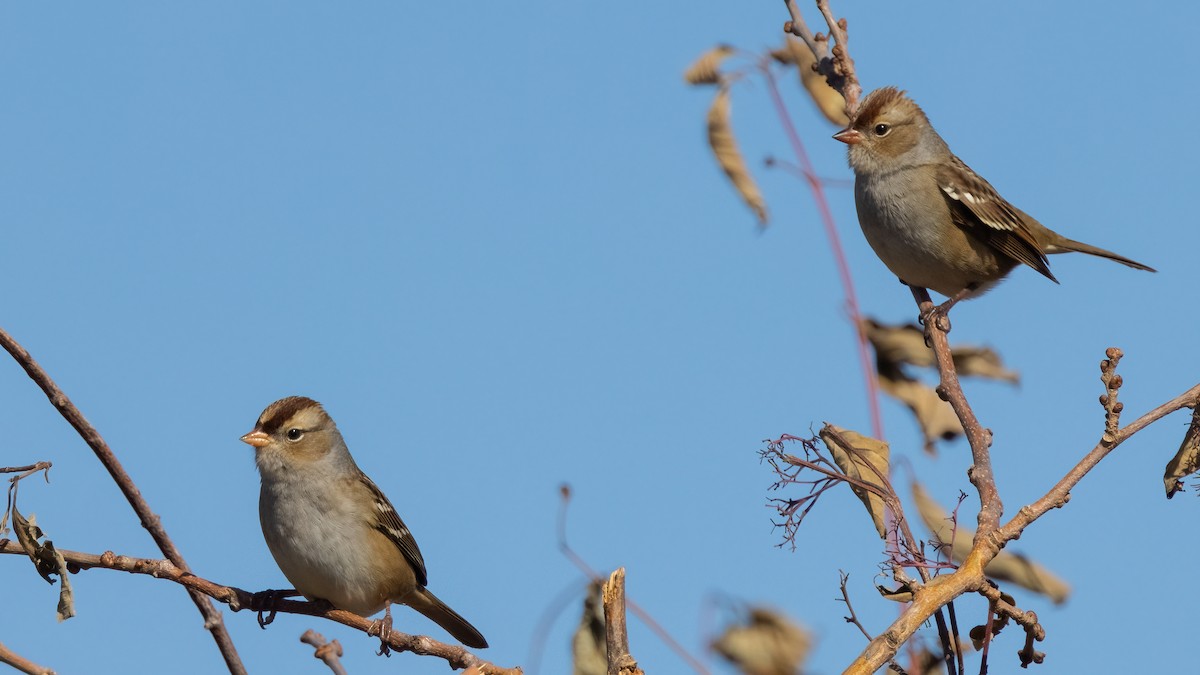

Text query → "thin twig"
[1,463,52,477]
[780,0,861,114]
[524,579,592,675]
[781,0,818,50]
[763,157,854,188]
[837,571,872,641]
[0,641,55,675]
[977,585,1045,668]
[945,599,963,675]
[0,540,519,674]
[995,377,1200,543]
[844,326,1200,672]
[812,0,861,110]
[300,630,348,675]
[767,433,956,674]
[558,485,710,674]
[0,325,246,675]
[909,289,1002,538]
[760,63,883,441]
[978,596,996,674]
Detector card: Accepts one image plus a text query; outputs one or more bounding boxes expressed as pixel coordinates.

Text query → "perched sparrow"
[241,396,487,649]
[833,86,1153,299]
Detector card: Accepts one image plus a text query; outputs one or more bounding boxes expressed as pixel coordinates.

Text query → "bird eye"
[873,123,891,136]
[286,428,303,441]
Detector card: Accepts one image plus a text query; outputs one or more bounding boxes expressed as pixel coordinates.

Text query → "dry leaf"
[707,87,768,225]
[861,319,1019,382]
[952,347,1020,383]
[911,481,1070,604]
[876,584,913,603]
[12,507,75,621]
[877,362,963,454]
[1164,408,1200,498]
[711,607,811,675]
[968,591,1017,650]
[861,319,936,369]
[981,551,1068,605]
[861,319,1018,453]
[820,425,890,538]
[684,44,735,86]
[572,580,607,675]
[771,37,848,126]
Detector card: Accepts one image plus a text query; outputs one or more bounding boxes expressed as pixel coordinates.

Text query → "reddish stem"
[761,63,883,440]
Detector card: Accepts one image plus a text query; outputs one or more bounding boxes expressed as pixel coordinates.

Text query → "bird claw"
[250,589,286,629]
[371,602,394,656]
[918,303,952,339]
[930,302,953,333]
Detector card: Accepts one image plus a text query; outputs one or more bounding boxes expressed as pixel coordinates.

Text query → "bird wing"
[359,474,429,587]
[936,156,1056,282]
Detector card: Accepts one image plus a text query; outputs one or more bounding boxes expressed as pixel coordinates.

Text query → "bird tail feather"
[1048,237,1156,272]
[407,587,488,649]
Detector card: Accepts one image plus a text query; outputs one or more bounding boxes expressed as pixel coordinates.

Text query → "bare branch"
[764,432,957,673]
[780,0,861,114]
[996,376,1200,543]
[840,291,1200,673]
[908,289,1002,539]
[976,585,1045,668]
[300,630,348,675]
[838,571,873,642]
[0,325,246,674]
[1,463,52,478]
[0,540,519,674]
[0,642,55,675]
[602,568,645,675]
[559,485,709,674]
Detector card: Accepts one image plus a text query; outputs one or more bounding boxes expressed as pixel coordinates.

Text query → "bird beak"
[832,128,861,145]
[241,430,270,448]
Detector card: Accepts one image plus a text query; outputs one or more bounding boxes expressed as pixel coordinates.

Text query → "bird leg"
[370,600,395,656]
[917,280,985,335]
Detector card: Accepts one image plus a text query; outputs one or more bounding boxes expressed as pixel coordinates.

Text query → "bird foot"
[250,589,297,629]
[370,602,394,657]
[918,302,952,334]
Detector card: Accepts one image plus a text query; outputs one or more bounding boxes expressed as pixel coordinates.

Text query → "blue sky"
[2,2,1196,673]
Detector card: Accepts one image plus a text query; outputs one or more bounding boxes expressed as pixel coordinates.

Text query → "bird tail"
[1047,237,1156,272]
[407,587,489,649]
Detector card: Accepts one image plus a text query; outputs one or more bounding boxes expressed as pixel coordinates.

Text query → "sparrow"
[241,396,487,649]
[833,86,1153,300]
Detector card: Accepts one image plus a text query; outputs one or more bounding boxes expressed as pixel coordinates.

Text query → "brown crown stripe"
[258,396,323,434]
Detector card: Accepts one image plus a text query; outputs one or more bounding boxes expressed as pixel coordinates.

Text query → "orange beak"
[832,128,862,145]
[240,430,270,448]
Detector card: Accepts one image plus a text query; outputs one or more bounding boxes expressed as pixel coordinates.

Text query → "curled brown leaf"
[952,347,1020,383]
[711,607,811,675]
[684,44,735,86]
[772,37,848,126]
[877,362,963,454]
[12,507,75,621]
[707,87,768,225]
[911,481,1070,604]
[1164,407,1200,498]
[861,318,1018,453]
[820,425,890,539]
[572,580,606,675]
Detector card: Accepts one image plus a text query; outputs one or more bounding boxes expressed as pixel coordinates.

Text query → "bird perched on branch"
[833,86,1153,301]
[241,396,487,649]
